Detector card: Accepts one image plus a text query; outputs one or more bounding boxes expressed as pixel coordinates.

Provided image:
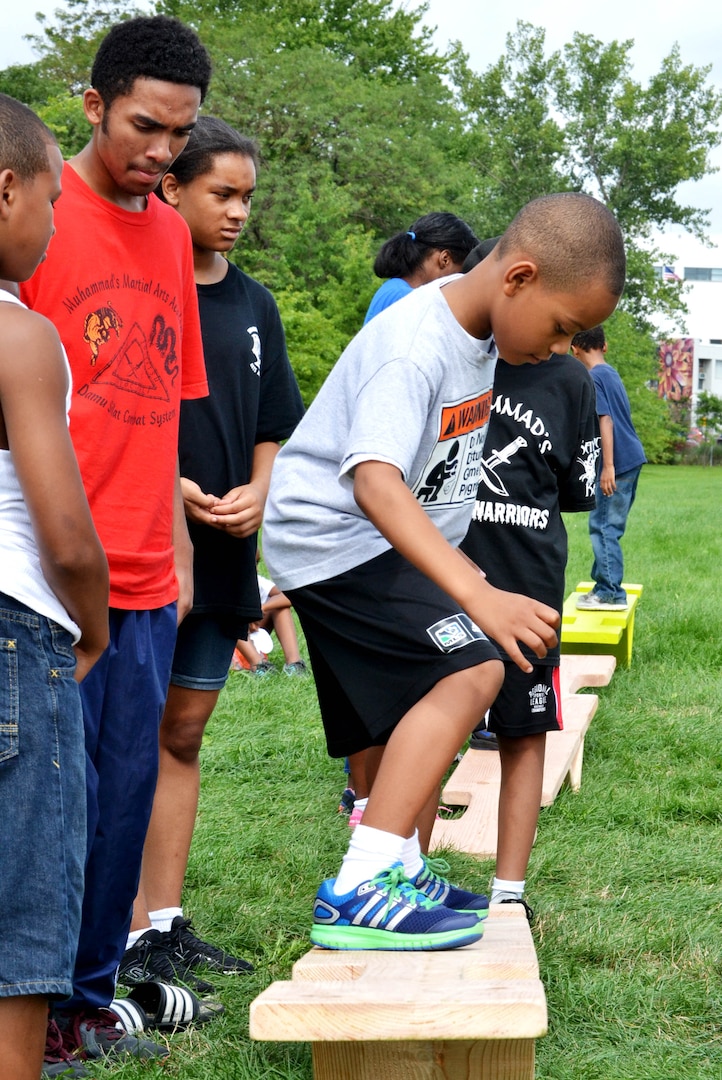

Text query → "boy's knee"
[477,657,504,698]
[161,722,205,762]
[160,703,214,762]
[453,657,504,709]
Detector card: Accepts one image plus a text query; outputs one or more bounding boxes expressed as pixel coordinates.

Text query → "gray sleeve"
[339,358,433,482]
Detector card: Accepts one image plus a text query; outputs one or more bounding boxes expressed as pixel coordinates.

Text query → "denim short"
[0,592,85,999]
[170,612,248,691]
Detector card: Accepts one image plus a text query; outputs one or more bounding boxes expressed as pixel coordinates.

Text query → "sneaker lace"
[45,1017,75,1064]
[171,917,226,963]
[140,934,184,981]
[420,856,451,887]
[64,1008,124,1052]
[371,865,436,913]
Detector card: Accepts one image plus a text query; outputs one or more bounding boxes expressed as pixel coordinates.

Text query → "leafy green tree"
[555,36,721,239]
[6,2,721,429]
[696,391,722,439]
[161,0,476,391]
[454,22,722,327]
[26,0,142,93]
[449,24,572,235]
[0,62,66,105]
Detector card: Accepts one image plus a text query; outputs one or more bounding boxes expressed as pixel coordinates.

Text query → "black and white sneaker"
[118,928,216,994]
[166,916,254,975]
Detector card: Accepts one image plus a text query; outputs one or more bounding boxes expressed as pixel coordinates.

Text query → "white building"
[655,233,722,419]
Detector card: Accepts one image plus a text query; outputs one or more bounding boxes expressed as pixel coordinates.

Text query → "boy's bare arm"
[261,588,292,614]
[598,414,616,495]
[173,462,194,624]
[353,459,559,673]
[0,308,109,680]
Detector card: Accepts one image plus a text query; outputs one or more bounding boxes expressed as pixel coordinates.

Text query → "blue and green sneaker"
[310,862,483,951]
[410,857,489,916]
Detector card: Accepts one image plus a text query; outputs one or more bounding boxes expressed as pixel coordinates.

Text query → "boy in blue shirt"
[572,325,646,610]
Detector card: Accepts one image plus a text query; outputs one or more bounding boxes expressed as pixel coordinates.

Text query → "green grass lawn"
[99,465,722,1079]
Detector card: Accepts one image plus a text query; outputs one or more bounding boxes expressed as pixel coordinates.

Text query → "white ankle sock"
[125,926,151,950]
[149,906,183,934]
[490,877,525,903]
[352,797,368,813]
[333,824,406,895]
[401,829,424,881]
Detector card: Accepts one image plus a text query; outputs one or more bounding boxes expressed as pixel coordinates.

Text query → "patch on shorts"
[529,682,551,714]
[426,614,485,653]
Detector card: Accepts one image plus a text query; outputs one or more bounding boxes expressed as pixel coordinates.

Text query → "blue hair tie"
[407,231,416,240]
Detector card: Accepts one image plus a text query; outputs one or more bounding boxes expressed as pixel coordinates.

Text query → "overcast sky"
[2,0,721,262]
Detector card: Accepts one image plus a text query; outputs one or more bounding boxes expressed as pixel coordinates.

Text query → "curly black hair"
[0,93,56,179]
[571,325,606,353]
[91,15,212,107]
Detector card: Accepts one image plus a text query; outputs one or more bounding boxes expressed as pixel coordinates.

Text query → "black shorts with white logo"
[487,662,562,738]
[287,547,500,758]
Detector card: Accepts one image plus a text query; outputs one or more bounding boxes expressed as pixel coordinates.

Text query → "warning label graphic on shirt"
[413,389,492,506]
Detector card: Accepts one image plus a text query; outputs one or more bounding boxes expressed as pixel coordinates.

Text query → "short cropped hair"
[498,193,626,297]
[91,15,212,107]
[0,93,56,179]
[164,116,258,188]
[373,212,480,279]
[571,325,606,353]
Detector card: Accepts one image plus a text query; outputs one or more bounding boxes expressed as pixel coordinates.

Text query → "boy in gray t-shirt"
[263,192,626,952]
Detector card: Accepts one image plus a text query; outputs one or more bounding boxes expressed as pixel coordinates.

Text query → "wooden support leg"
[313,1037,535,1080]
[568,735,586,792]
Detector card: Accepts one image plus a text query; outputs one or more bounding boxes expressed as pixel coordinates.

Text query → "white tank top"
[0,289,80,641]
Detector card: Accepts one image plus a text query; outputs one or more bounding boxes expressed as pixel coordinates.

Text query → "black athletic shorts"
[287,547,500,758]
[487,662,562,738]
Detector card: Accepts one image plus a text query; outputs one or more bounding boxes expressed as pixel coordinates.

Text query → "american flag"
[662,265,681,282]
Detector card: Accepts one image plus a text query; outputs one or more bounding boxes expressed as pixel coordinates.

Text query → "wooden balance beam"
[430,653,616,858]
[250,904,546,1080]
[561,581,643,667]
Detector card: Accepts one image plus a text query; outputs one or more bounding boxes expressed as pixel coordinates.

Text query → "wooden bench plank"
[558,652,617,695]
[250,906,546,1080]
[541,694,598,804]
[433,779,500,857]
[431,654,616,856]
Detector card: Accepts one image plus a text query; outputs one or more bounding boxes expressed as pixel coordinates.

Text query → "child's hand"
[208,483,264,537]
[472,585,559,673]
[599,463,616,496]
[180,478,219,524]
[73,639,107,683]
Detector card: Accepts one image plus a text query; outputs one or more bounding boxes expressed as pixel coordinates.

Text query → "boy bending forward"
[263,192,625,951]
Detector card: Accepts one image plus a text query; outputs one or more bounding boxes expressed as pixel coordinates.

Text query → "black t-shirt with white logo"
[179,263,304,624]
[460,353,598,663]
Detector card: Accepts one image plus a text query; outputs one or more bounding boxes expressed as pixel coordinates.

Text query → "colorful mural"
[657,338,694,401]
